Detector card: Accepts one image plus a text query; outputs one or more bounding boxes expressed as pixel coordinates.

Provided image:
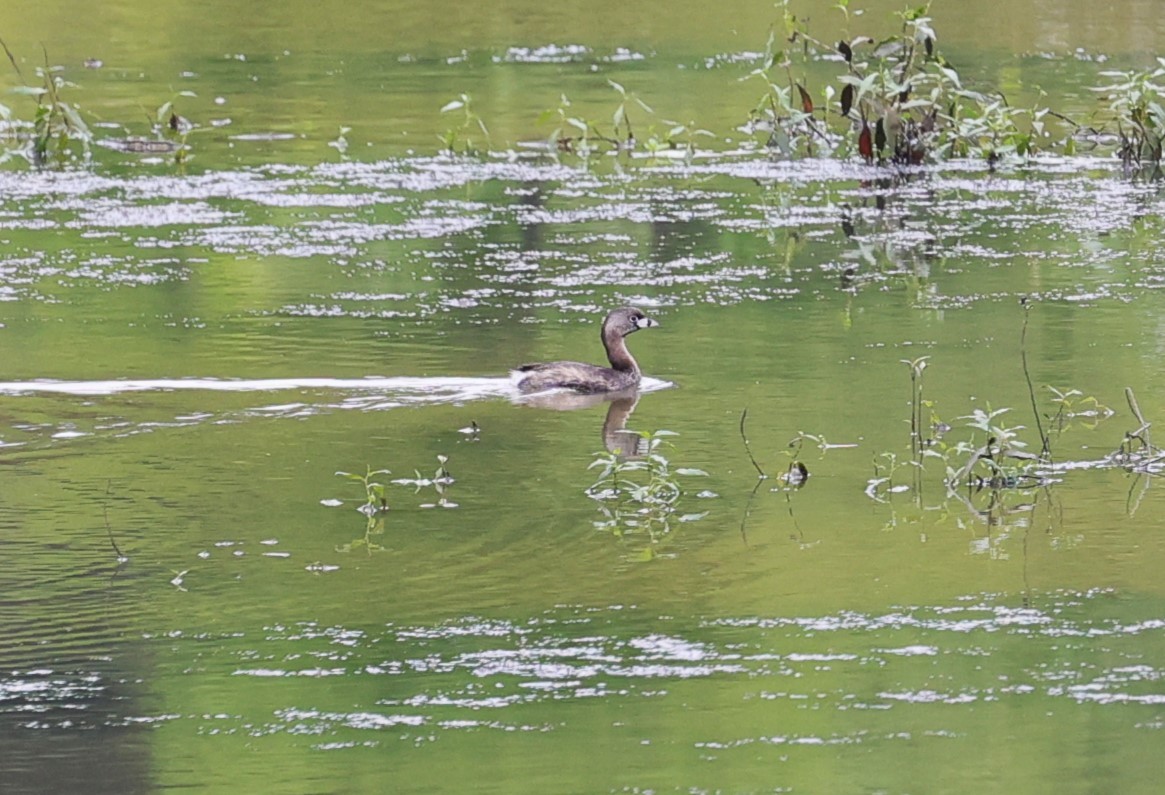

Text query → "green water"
[2,1,1165,793]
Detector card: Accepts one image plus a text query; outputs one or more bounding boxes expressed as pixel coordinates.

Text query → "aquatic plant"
[607,79,651,148]
[334,466,392,555]
[642,118,715,158]
[767,1,1040,165]
[0,41,92,166]
[586,430,709,558]
[1093,58,1165,175]
[439,93,490,154]
[865,354,1030,499]
[1108,388,1162,468]
[392,455,457,509]
[336,465,392,517]
[539,93,594,155]
[328,125,351,156]
[945,405,1045,490]
[410,1,1149,170]
[743,6,834,157]
[538,1,1057,166]
[1046,387,1114,432]
[737,410,832,546]
[540,81,657,156]
[738,408,770,481]
[151,92,196,165]
[336,513,387,556]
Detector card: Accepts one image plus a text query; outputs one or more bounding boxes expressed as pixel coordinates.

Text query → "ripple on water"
[0,152,1155,321]
[106,590,1159,747]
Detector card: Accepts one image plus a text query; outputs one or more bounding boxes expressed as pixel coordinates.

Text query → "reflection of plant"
[336,515,386,555]
[586,430,709,559]
[1047,386,1113,433]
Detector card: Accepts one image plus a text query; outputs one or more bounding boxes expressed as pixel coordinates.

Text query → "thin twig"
[1019,299,1050,460]
[0,37,21,79]
[739,408,767,479]
[1125,387,1152,451]
[1045,109,1082,130]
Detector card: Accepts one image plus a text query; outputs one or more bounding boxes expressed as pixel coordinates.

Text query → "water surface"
[2,1,1165,793]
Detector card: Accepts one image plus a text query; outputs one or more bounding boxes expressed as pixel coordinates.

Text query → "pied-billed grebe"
[513,307,659,394]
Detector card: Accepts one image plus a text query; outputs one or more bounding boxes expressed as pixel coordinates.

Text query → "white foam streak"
[0,376,515,398]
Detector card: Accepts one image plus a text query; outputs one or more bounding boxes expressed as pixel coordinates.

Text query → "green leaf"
[62,104,90,136]
[939,66,962,90]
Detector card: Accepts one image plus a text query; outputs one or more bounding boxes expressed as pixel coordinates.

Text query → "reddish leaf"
[797,84,814,114]
[838,40,853,63]
[924,36,934,57]
[875,118,887,153]
[858,121,873,160]
[921,109,937,134]
[840,84,855,117]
